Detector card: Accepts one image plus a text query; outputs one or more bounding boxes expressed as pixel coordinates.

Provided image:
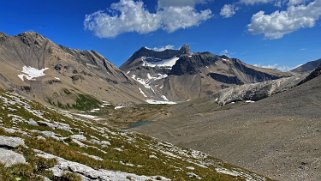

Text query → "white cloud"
[274,0,284,7]
[160,6,212,32]
[287,0,306,5]
[221,49,230,56]
[248,0,321,39]
[254,64,294,71]
[84,0,212,38]
[220,4,237,18]
[240,0,273,5]
[158,0,207,8]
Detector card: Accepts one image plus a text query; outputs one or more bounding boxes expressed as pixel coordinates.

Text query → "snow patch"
[18,66,48,81]
[72,113,99,120]
[90,108,100,113]
[131,75,151,89]
[146,99,176,105]
[161,95,169,101]
[132,73,167,90]
[114,106,125,110]
[142,56,179,68]
[101,101,111,108]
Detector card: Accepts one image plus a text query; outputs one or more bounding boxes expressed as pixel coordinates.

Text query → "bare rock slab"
[0,148,26,167]
[0,136,25,148]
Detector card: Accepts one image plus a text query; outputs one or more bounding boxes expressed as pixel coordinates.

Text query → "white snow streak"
[139,88,148,98]
[146,99,176,105]
[114,106,125,110]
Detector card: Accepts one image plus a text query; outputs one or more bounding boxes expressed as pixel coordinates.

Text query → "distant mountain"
[298,63,321,85]
[292,58,321,73]
[120,44,190,70]
[0,32,144,109]
[131,56,321,181]
[214,58,321,105]
[121,45,291,102]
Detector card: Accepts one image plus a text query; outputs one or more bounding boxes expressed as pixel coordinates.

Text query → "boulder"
[0,136,25,148]
[0,148,26,167]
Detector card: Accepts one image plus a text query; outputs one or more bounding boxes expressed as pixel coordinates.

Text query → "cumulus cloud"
[220,4,237,18]
[158,0,207,8]
[254,64,295,71]
[161,6,212,32]
[248,0,321,39]
[287,0,306,5]
[84,0,212,38]
[240,0,273,5]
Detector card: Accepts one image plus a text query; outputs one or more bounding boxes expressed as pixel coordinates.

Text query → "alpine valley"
[1,32,321,181]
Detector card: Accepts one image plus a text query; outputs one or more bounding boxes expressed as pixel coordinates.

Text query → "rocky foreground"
[0,90,270,181]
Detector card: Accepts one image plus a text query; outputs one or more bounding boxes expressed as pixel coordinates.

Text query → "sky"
[0,0,321,70]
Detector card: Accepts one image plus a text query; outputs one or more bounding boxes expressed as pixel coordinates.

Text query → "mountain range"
[1,32,295,107]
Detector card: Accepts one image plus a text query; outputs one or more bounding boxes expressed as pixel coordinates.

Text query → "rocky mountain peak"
[0,32,7,38]
[179,44,191,55]
[16,32,48,47]
[0,32,7,41]
[17,32,45,39]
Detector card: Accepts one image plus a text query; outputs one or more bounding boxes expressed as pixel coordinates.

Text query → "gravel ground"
[132,76,321,181]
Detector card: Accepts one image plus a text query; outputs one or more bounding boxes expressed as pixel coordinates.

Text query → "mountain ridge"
[121,45,291,102]
[0,32,145,108]
[291,58,321,73]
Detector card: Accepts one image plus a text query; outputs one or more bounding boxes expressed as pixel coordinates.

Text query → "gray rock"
[28,118,39,126]
[40,131,61,141]
[214,76,303,105]
[0,136,25,148]
[70,134,86,141]
[0,148,26,167]
[37,151,170,181]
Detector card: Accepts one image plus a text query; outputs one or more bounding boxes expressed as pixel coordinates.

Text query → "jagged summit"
[179,44,191,55]
[120,44,190,71]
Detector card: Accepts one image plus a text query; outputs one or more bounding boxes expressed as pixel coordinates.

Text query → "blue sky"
[1,0,321,69]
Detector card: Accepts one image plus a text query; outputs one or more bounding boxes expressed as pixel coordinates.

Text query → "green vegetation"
[47,91,101,111]
[72,94,101,111]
